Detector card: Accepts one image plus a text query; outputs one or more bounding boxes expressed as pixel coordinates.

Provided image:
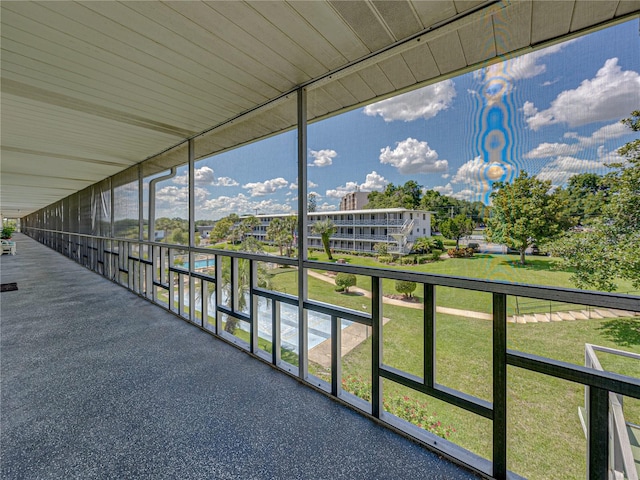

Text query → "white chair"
[1,240,16,255]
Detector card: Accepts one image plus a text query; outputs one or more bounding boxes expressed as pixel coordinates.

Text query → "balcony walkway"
[1,234,479,479]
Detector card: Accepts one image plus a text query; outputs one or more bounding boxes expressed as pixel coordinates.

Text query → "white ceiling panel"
[1,0,637,218]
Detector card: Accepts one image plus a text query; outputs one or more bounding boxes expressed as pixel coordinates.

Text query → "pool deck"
[1,233,480,479]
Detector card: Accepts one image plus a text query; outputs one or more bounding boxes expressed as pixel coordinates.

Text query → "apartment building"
[250,208,432,255]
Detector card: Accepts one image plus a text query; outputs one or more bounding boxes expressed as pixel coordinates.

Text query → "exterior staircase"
[508,308,639,324]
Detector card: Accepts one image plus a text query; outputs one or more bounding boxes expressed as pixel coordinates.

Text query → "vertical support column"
[137,164,144,295]
[110,177,115,280]
[371,276,383,418]
[424,283,435,387]
[272,301,281,366]
[250,260,258,353]
[215,254,222,334]
[188,139,196,323]
[493,292,508,480]
[138,164,144,243]
[188,139,195,248]
[201,279,209,328]
[231,257,239,312]
[331,315,342,396]
[297,87,309,380]
[587,386,609,480]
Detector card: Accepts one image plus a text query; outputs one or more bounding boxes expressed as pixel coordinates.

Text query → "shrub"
[447,247,474,258]
[431,238,444,250]
[335,273,357,293]
[395,280,417,297]
[400,256,415,265]
[430,249,442,261]
[468,242,480,252]
[417,256,429,264]
[378,255,393,264]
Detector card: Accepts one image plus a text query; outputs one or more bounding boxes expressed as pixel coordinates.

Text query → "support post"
[587,386,609,480]
[297,87,308,380]
[493,292,507,480]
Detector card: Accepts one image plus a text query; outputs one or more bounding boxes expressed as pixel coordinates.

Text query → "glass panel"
[507,368,587,479]
[306,270,369,316]
[381,280,424,379]
[190,253,216,277]
[202,280,217,332]
[193,96,297,258]
[155,286,169,308]
[435,289,493,403]
[265,261,297,297]
[382,379,492,462]
[340,316,373,411]
[280,302,299,368]
[307,311,332,391]
[507,300,640,371]
[113,168,139,239]
[220,313,250,350]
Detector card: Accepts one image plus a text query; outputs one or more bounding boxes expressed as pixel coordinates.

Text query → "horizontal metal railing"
[23,226,640,480]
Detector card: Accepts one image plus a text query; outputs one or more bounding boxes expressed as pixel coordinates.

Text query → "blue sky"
[154,19,640,220]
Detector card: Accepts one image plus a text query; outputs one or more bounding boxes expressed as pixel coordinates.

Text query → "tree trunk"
[322,235,333,260]
[520,248,526,265]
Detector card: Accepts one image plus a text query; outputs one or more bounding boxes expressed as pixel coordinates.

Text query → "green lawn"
[264,254,639,480]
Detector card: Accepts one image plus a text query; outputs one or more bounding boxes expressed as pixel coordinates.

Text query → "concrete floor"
[1,233,480,479]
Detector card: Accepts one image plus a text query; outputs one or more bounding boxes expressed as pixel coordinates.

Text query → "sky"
[152,19,640,221]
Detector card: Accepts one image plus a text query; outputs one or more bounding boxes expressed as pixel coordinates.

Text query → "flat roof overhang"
[2,0,639,218]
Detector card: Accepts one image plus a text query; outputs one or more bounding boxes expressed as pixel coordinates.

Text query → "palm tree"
[312,218,336,260]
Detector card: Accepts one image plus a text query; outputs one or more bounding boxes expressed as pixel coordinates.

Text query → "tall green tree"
[312,218,336,260]
[551,111,640,291]
[439,214,473,250]
[210,214,238,243]
[266,216,297,257]
[556,172,608,225]
[307,193,317,213]
[485,171,572,265]
[366,181,422,209]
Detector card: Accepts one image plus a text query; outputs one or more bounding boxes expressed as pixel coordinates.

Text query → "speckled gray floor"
[1,234,480,479]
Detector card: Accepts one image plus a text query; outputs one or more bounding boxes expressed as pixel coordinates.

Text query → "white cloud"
[507,42,572,80]
[474,41,575,95]
[202,193,293,219]
[363,80,456,122]
[525,121,630,159]
[155,186,209,204]
[361,171,388,190]
[524,58,640,130]
[242,177,289,197]
[173,166,215,186]
[308,149,337,167]
[173,166,237,187]
[213,176,239,187]
[317,202,338,212]
[451,156,515,185]
[536,156,608,186]
[451,188,478,201]
[451,156,483,184]
[379,137,448,174]
[325,170,388,198]
[433,183,453,195]
[289,180,318,190]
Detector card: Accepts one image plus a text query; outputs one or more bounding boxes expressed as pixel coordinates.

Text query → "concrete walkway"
[1,233,479,480]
